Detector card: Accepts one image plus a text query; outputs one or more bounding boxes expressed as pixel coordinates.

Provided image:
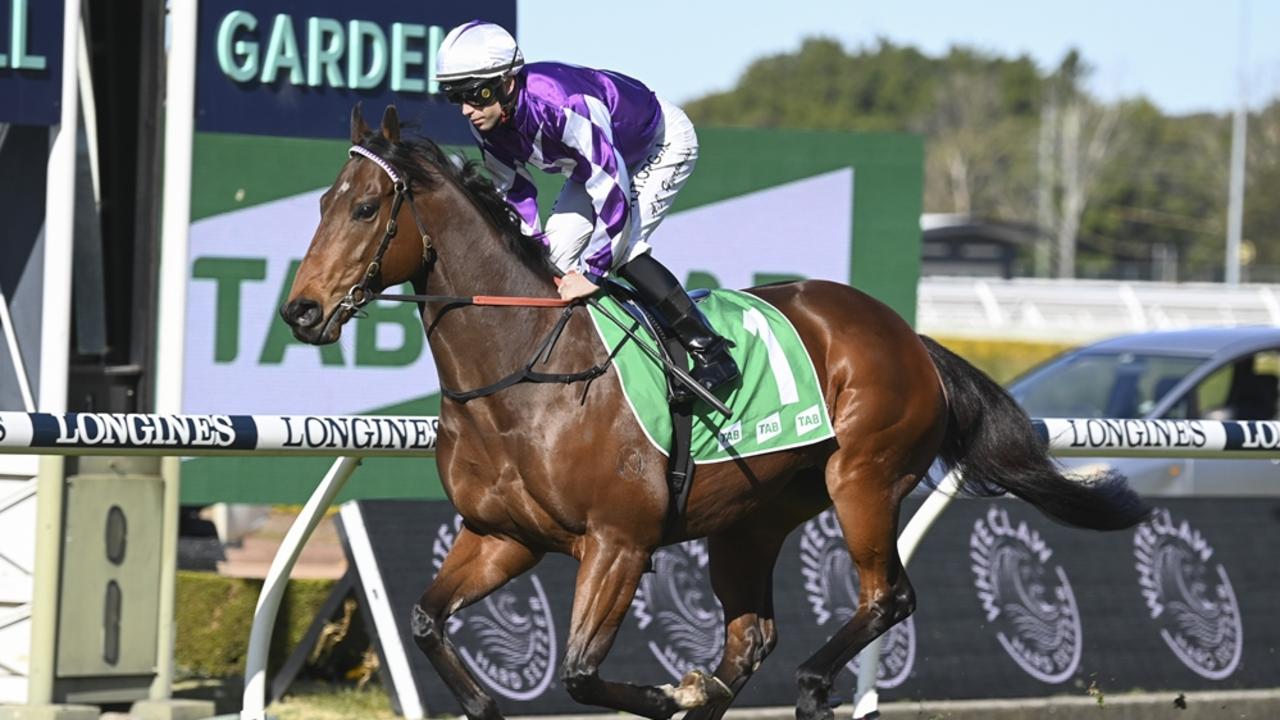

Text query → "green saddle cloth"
[586,289,835,464]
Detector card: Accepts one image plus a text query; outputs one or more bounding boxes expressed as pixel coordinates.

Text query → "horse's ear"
[350,103,371,144]
[381,105,401,144]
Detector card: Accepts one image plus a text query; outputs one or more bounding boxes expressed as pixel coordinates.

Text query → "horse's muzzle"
[280,298,323,329]
[280,297,341,344]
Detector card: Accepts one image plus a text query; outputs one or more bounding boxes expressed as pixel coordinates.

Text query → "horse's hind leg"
[794,455,918,720]
[411,525,542,720]
[560,536,731,719]
[681,519,791,720]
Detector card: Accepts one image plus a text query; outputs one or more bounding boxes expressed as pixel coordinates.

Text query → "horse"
[281,105,1147,720]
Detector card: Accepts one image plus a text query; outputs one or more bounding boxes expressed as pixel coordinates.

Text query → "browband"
[349,145,403,186]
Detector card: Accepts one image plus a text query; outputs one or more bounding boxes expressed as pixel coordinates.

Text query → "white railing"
[5,414,1279,719]
[0,412,438,458]
[0,412,438,720]
[917,276,1280,342]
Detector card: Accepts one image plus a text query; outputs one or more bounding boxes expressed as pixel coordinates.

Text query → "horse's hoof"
[663,669,733,709]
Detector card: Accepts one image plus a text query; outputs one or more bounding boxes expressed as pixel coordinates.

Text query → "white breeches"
[544,98,699,274]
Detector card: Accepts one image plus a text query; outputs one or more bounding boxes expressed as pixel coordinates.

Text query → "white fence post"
[240,456,362,720]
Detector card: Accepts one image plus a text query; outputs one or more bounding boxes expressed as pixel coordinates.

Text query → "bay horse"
[281,105,1146,720]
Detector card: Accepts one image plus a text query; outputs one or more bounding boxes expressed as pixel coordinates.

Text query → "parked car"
[1006,326,1280,495]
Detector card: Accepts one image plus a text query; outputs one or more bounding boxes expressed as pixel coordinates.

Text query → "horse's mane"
[357,132,555,278]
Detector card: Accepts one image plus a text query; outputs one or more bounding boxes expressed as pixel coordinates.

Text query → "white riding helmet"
[436,21,524,84]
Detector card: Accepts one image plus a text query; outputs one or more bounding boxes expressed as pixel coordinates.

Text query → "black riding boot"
[618,254,741,395]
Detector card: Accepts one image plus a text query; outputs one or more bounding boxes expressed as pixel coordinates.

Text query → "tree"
[683,38,1265,281]
[1035,51,1122,278]
[1244,99,1280,280]
[686,37,935,131]
[925,66,1036,218]
[1084,102,1226,281]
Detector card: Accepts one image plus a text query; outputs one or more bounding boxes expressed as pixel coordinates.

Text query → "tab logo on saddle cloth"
[588,289,836,464]
[717,422,742,449]
[756,412,782,444]
[795,405,823,436]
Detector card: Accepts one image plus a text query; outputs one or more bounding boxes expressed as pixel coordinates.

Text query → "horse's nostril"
[282,298,323,328]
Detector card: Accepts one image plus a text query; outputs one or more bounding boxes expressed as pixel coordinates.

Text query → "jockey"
[435,20,740,396]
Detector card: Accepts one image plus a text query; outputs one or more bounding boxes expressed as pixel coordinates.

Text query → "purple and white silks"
[473,62,696,277]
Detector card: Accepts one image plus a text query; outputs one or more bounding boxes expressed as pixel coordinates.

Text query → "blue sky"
[518,0,1280,116]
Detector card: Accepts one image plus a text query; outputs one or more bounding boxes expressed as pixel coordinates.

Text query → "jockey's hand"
[557,271,600,301]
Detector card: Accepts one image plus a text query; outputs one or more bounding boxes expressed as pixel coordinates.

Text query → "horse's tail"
[920,335,1149,531]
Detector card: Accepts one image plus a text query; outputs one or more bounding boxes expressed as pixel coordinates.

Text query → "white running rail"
[0,412,438,720]
[5,413,1279,719]
[918,276,1280,342]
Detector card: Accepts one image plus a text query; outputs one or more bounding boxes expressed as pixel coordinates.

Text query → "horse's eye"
[353,202,378,220]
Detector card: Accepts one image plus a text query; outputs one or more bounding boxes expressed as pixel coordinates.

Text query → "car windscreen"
[1009,352,1204,419]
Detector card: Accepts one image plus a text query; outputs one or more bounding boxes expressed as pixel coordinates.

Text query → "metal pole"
[75,15,100,210]
[241,457,361,720]
[25,457,66,706]
[1225,109,1247,285]
[1225,0,1249,286]
[150,0,199,701]
[155,0,197,415]
[25,0,83,704]
[150,454,181,701]
[0,294,37,412]
[1035,92,1057,278]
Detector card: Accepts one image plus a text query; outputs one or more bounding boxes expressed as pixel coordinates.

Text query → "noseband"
[338,144,437,316]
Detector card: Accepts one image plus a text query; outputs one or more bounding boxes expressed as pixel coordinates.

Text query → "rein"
[374,292,571,308]
[342,144,573,314]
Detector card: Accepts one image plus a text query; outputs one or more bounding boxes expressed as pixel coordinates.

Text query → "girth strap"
[659,333,697,544]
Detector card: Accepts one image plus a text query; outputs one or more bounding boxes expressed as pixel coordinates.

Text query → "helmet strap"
[496,74,519,124]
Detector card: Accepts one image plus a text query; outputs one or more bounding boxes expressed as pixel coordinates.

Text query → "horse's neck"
[420,191,593,399]
[422,184,553,299]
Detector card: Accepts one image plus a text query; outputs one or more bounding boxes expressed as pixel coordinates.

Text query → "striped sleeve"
[478,135,543,238]
[555,95,632,276]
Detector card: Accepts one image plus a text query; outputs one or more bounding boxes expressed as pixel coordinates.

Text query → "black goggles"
[442,78,503,107]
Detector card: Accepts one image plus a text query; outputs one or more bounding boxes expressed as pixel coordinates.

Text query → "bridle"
[327,142,611,403]
[335,143,571,313]
[324,142,726,413]
[337,144,437,317]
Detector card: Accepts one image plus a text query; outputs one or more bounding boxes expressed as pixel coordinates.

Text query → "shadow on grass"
[175,678,397,719]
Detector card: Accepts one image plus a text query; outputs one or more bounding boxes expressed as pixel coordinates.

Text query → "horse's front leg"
[560,537,731,719]
[411,524,542,720]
